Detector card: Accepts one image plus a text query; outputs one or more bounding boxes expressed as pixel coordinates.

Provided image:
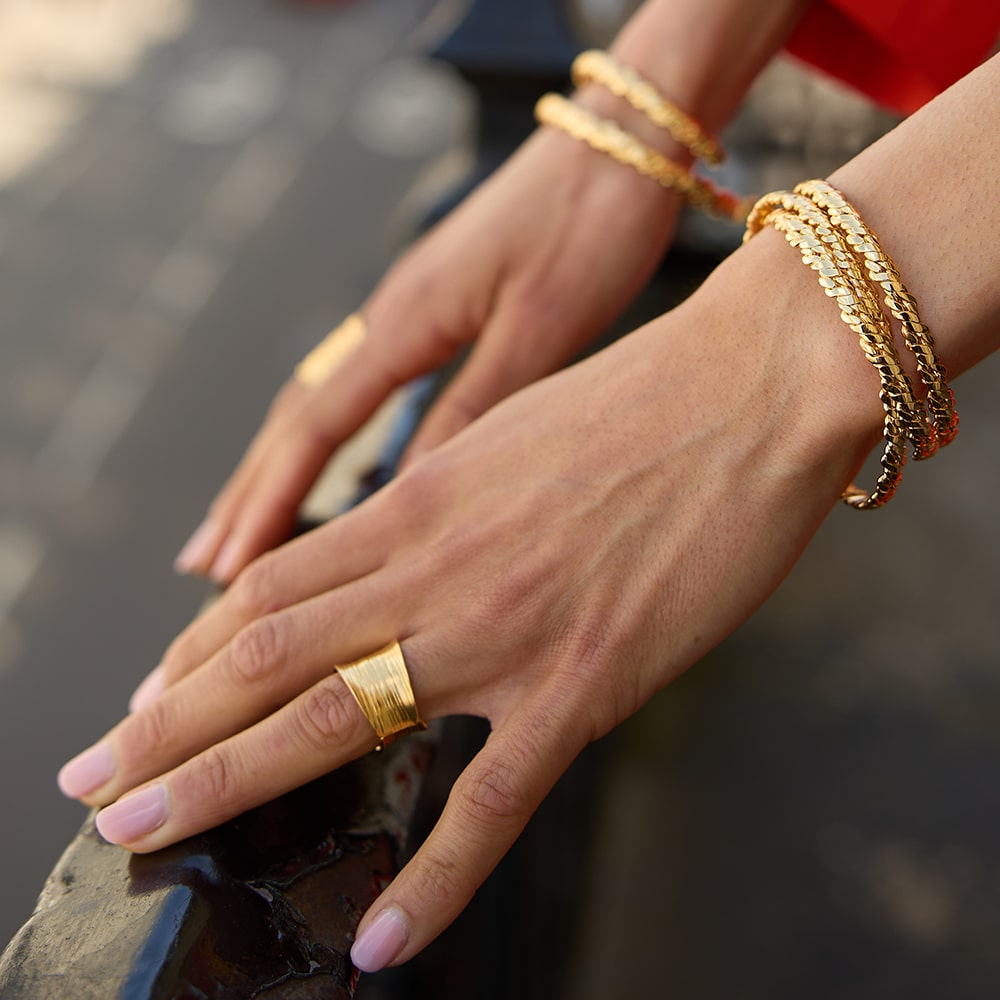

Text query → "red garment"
[786,0,1000,114]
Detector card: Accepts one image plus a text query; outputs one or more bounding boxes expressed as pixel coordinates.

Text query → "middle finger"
[149,498,400,699]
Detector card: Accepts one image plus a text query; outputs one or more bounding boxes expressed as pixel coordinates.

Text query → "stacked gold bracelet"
[571,50,725,166]
[535,94,746,221]
[535,50,748,222]
[795,180,959,449]
[745,179,957,509]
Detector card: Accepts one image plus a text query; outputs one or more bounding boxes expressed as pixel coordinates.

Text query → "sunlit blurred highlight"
[0,0,191,186]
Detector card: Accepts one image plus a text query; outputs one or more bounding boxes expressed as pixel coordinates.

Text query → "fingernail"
[174,520,220,575]
[351,906,410,973]
[95,784,168,844]
[129,665,165,713]
[58,741,116,799]
[209,537,241,584]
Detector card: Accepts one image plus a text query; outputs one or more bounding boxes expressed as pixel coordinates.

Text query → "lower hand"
[58,229,882,971]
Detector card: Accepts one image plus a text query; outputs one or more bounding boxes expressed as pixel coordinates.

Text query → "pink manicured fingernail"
[351,906,410,973]
[209,536,242,584]
[174,520,220,575]
[95,784,168,844]
[58,741,115,799]
[129,665,165,713]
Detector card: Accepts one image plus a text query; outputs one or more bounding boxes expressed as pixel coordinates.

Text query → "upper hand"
[176,122,682,584]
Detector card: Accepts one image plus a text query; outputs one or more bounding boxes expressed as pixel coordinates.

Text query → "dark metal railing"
[0,739,432,999]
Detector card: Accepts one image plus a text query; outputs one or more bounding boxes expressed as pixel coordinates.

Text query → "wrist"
[527,95,687,225]
[606,0,814,135]
[684,226,886,499]
[568,80,693,168]
[555,0,814,220]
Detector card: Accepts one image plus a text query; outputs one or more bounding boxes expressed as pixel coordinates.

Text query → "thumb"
[400,305,577,467]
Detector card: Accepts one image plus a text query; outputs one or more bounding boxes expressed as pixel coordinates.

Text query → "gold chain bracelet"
[744,181,956,509]
[747,198,909,508]
[748,190,934,459]
[571,49,724,166]
[535,93,748,222]
[794,180,958,449]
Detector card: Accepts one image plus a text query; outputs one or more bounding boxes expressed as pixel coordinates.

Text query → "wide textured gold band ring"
[336,641,426,752]
[294,312,367,387]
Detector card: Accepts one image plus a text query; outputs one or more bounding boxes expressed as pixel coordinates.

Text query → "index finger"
[351,692,586,972]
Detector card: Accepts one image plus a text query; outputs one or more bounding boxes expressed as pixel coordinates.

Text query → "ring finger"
[92,629,442,852]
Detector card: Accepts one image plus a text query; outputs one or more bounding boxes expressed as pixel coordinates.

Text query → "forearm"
[828,52,1000,379]
[610,0,814,131]
[678,52,1000,496]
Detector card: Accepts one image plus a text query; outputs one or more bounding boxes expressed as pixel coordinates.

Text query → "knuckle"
[192,745,240,805]
[388,461,441,526]
[127,696,174,761]
[295,408,340,458]
[294,679,357,752]
[161,631,197,680]
[550,610,636,739]
[231,557,283,619]
[293,379,354,454]
[464,557,547,638]
[459,755,529,827]
[561,610,616,672]
[229,615,288,685]
[432,389,481,433]
[420,319,466,367]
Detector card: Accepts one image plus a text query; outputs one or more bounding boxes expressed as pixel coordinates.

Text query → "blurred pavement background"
[0,0,463,951]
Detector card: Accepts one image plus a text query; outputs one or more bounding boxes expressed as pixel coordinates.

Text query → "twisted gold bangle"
[794,180,958,449]
[535,93,749,222]
[748,190,933,460]
[746,199,909,508]
[571,50,724,166]
[745,181,957,509]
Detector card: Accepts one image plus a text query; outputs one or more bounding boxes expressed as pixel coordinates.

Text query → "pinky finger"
[350,698,585,973]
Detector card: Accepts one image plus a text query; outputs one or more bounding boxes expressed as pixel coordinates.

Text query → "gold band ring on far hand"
[295,313,367,387]
[336,641,426,752]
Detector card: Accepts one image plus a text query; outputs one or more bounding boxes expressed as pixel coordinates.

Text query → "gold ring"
[294,313,367,387]
[336,641,426,752]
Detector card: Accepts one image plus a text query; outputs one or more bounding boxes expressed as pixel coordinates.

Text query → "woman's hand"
[170,0,821,586]
[58,229,883,971]
[175,119,684,585]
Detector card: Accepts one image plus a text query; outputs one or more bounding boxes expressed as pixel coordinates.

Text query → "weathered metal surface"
[0,739,431,999]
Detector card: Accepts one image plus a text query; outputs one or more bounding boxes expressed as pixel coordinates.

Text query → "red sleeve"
[785,0,1000,114]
